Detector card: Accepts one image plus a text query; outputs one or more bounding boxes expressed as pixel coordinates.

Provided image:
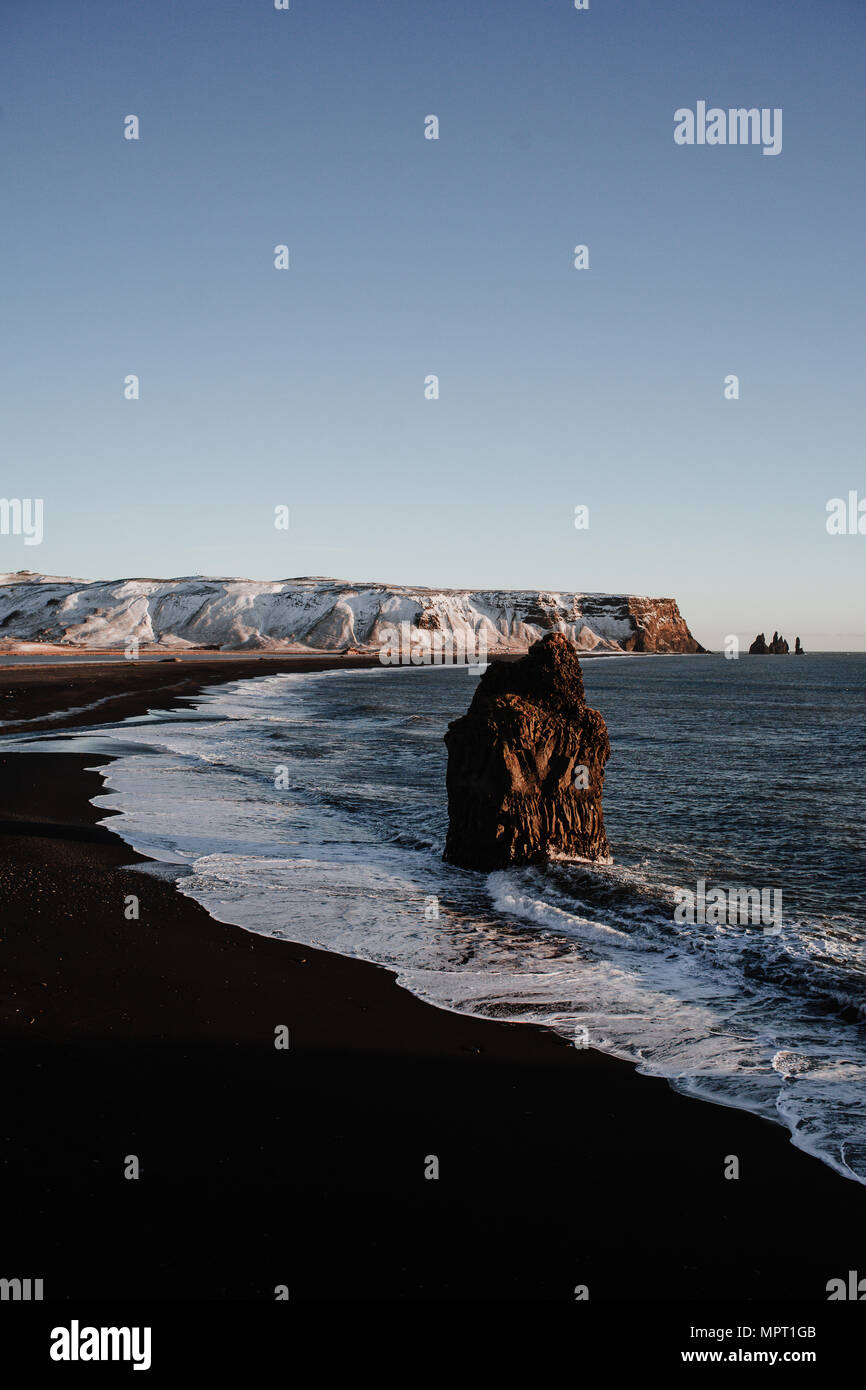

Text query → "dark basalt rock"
[443,633,610,871]
[749,631,791,654]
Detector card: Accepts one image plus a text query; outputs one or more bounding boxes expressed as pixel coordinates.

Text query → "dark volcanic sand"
[0,652,381,735]
[1,663,865,1301]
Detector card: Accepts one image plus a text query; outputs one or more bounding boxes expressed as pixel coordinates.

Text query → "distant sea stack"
[443,634,610,871]
[0,573,705,656]
[749,631,796,654]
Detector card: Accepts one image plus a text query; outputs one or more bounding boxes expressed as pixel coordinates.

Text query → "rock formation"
[795,636,804,655]
[443,633,610,871]
[749,631,791,654]
[0,572,705,655]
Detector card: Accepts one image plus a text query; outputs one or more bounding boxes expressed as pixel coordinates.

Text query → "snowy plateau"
[0,573,704,655]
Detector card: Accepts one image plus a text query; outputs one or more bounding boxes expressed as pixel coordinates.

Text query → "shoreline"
[0,649,696,739]
[0,652,382,735]
[2,661,865,1299]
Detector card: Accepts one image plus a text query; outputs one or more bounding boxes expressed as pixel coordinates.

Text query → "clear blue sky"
[1,0,864,649]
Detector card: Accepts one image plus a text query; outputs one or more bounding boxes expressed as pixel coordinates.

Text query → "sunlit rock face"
[443,634,611,871]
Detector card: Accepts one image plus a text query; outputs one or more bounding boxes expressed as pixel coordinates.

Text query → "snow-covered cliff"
[0,573,705,654]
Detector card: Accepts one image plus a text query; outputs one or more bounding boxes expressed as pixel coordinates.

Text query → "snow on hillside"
[0,573,704,654]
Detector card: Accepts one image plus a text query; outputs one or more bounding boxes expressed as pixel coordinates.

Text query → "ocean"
[8,653,866,1183]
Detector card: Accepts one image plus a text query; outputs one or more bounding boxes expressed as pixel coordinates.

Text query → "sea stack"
[749,631,791,654]
[443,633,610,871]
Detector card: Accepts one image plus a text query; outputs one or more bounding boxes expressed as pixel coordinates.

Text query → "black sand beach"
[2,660,865,1302]
[0,652,382,736]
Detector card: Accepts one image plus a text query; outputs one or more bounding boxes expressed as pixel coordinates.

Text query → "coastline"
[0,652,383,736]
[2,661,865,1300]
[0,647,673,735]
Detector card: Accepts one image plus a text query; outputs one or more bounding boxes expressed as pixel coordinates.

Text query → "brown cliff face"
[443,633,610,871]
[620,597,705,653]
